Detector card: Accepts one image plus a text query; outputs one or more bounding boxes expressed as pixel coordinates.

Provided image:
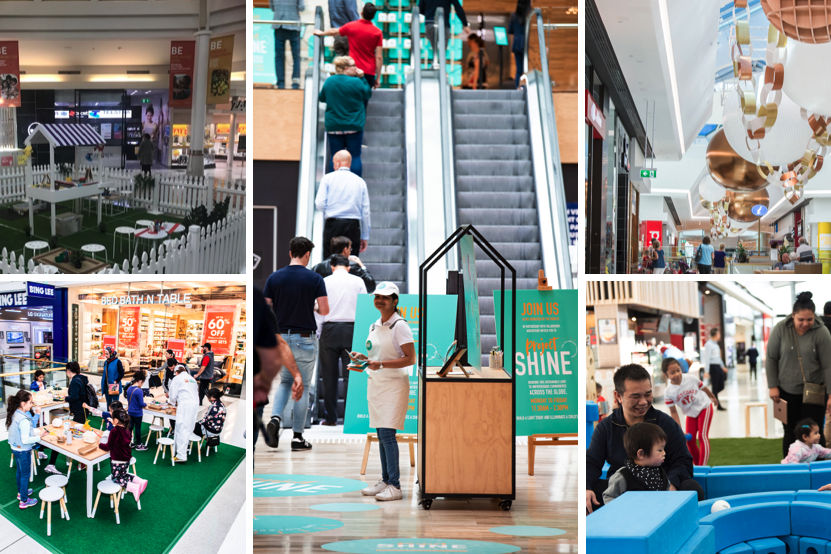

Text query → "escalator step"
[364,131,405,147]
[471,225,541,243]
[369,211,406,229]
[455,160,533,177]
[456,176,534,193]
[453,100,526,115]
[360,245,407,264]
[453,90,524,101]
[365,227,406,246]
[454,129,530,146]
[367,102,405,117]
[475,259,542,278]
[369,194,406,213]
[458,208,538,226]
[454,115,528,130]
[362,162,406,180]
[455,144,531,161]
[362,146,405,164]
[364,263,406,282]
[474,242,541,261]
[364,117,404,133]
[457,191,536,210]
[364,179,407,195]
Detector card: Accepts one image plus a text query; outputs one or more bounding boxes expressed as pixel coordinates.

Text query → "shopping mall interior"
[0,280,246,554]
[585,0,831,274]
[0,0,246,275]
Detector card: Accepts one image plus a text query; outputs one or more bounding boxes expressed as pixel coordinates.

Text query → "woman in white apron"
[350,282,415,502]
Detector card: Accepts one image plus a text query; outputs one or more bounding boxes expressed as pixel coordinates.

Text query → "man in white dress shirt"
[168,365,200,462]
[319,254,367,425]
[315,150,371,258]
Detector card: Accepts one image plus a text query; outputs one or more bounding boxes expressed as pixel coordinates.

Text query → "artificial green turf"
[1,415,244,554]
[707,437,784,466]
[0,202,183,266]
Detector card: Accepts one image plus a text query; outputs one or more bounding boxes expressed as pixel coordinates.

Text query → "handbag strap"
[791,325,808,385]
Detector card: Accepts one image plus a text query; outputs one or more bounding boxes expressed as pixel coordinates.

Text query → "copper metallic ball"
[725,188,770,222]
[762,0,831,44]
[706,130,769,193]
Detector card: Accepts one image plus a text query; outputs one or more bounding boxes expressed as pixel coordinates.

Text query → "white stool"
[145,420,165,447]
[130,456,137,476]
[81,243,107,263]
[188,434,202,462]
[154,437,175,466]
[205,433,219,456]
[106,471,141,510]
[45,475,69,504]
[135,219,154,230]
[39,486,68,536]
[24,240,49,265]
[92,479,122,524]
[113,226,135,258]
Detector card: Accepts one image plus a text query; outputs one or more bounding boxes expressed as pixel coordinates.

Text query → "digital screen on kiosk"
[7,332,24,344]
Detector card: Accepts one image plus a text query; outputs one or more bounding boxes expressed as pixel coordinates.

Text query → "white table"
[26,182,107,237]
[133,229,168,257]
[38,436,110,518]
[37,402,69,428]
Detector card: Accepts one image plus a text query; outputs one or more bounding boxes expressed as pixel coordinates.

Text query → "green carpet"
[707,438,784,466]
[1,415,244,554]
[0,202,183,265]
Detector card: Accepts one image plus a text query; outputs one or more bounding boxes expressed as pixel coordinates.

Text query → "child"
[596,383,606,421]
[125,370,149,451]
[6,390,44,508]
[83,400,124,432]
[99,409,147,502]
[194,388,226,437]
[603,422,670,504]
[30,370,46,392]
[662,358,718,466]
[782,418,831,464]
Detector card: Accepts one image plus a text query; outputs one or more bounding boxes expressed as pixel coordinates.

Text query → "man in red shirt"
[314,4,383,89]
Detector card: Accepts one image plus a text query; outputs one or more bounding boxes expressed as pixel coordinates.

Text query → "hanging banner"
[100,335,117,360]
[494,289,578,436]
[0,41,21,108]
[117,306,141,349]
[206,35,235,105]
[253,9,278,84]
[343,294,457,435]
[459,234,482,370]
[169,40,195,109]
[202,305,236,355]
[167,338,186,361]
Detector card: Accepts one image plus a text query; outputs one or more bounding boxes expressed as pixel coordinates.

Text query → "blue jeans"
[327,132,364,177]
[13,450,31,502]
[271,334,317,433]
[377,428,400,488]
[514,51,524,89]
[105,392,120,409]
[275,28,301,89]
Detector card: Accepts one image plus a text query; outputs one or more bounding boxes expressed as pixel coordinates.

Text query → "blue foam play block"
[587,491,699,554]
[698,492,796,521]
[601,462,610,480]
[811,469,831,490]
[747,537,786,554]
[706,471,811,498]
[696,467,713,474]
[780,536,802,554]
[796,491,831,506]
[678,526,716,554]
[693,473,708,499]
[809,460,831,469]
[586,420,595,449]
[799,537,829,554]
[791,502,831,541]
[710,465,809,473]
[587,401,599,421]
[721,543,753,554]
[699,502,792,552]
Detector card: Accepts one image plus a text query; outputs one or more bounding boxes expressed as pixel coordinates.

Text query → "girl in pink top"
[662,358,718,466]
[782,418,831,464]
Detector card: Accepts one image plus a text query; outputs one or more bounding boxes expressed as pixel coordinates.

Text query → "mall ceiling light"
[658,0,686,155]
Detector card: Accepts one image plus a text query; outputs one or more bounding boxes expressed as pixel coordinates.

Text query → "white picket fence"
[0,164,245,216]
[0,211,246,275]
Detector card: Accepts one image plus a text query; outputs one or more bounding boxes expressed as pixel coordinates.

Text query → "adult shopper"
[508,0,532,88]
[328,0,359,57]
[650,239,666,275]
[774,252,795,271]
[264,237,329,451]
[195,343,215,406]
[101,346,125,407]
[318,58,373,177]
[138,133,154,175]
[747,341,760,381]
[162,358,178,435]
[320,255,367,425]
[419,0,470,66]
[168,364,199,463]
[270,0,305,90]
[315,150,371,259]
[703,328,727,410]
[767,291,831,456]
[696,237,714,274]
[586,364,700,514]
[313,236,376,292]
[349,282,415,502]
[713,243,727,274]
[314,4,383,89]
[46,362,89,475]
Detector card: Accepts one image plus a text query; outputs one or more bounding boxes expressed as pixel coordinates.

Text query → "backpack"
[85,382,100,409]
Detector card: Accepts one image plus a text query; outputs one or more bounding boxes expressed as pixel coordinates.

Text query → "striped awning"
[27,123,105,147]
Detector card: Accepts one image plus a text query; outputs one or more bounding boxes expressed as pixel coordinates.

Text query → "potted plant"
[778,243,793,262]
[23,224,31,238]
[48,235,59,249]
[98,222,107,234]
[70,249,85,269]
[736,243,748,264]
[133,173,156,194]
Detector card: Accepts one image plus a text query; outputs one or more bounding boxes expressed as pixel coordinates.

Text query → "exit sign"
[141,98,150,104]
[640,169,657,178]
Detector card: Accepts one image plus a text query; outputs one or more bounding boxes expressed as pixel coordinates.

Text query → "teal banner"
[253,9,277,84]
[343,294,457,434]
[459,234,481,369]
[494,289,578,436]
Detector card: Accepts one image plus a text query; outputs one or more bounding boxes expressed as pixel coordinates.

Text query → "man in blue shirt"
[315,150,371,259]
[263,237,329,451]
[271,0,305,89]
[329,0,359,56]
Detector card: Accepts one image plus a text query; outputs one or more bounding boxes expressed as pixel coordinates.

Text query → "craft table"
[39,431,110,518]
[36,401,69,428]
[26,182,107,237]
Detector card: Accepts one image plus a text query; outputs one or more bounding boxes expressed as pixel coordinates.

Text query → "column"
[820,222,831,274]
[227,112,236,175]
[188,26,211,177]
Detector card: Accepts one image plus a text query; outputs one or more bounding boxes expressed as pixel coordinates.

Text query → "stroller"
[677,259,694,274]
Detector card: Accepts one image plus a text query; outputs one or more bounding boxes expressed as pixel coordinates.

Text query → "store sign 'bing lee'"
[101,293,192,306]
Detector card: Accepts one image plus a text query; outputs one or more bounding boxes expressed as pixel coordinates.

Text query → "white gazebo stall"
[24,123,111,237]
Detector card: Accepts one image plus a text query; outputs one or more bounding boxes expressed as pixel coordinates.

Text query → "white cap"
[373,282,400,297]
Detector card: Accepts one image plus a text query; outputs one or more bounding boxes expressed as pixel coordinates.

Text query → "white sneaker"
[361,479,388,496]
[375,484,403,501]
[44,465,62,475]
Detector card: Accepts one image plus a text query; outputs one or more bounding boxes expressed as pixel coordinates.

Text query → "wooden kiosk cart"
[417,224,516,510]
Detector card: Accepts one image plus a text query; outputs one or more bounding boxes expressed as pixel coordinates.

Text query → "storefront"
[68,282,246,397]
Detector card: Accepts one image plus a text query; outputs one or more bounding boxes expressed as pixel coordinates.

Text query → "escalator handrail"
[411,7,424,265]
[297,6,324,241]
[436,8,457,267]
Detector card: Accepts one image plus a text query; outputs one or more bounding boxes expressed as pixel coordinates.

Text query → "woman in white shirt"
[350,282,415,502]
[663,358,718,466]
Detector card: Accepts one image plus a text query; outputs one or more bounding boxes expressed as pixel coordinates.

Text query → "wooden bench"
[528,433,578,476]
[360,433,417,475]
